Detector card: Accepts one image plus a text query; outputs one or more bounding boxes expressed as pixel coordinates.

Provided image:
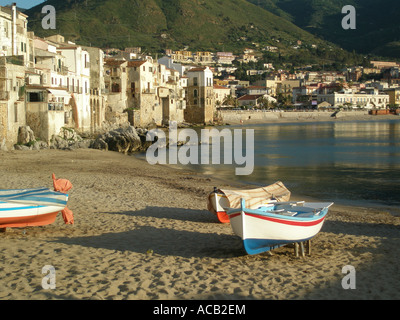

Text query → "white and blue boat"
[0,187,70,228]
[227,199,333,255]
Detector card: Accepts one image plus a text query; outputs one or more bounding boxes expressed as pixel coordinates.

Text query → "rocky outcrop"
[14,126,48,151]
[91,126,151,154]
[17,126,35,145]
[50,127,92,150]
[12,125,153,154]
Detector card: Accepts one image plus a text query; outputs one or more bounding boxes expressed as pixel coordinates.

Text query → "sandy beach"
[0,147,399,300]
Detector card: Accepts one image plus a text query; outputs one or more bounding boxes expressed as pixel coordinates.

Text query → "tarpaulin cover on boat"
[52,173,74,224]
[207,181,291,214]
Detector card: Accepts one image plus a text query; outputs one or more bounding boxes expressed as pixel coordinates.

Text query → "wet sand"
[0,149,399,300]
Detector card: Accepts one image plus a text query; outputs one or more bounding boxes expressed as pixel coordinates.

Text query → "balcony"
[57,66,69,75]
[48,103,64,111]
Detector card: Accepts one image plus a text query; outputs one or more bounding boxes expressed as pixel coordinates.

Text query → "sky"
[0,0,46,9]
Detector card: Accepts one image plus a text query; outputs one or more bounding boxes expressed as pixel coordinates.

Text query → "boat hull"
[0,188,68,228]
[228,200,331,255]
[207,182,291,224]
[0,211,60,228]
[209,193,230,223]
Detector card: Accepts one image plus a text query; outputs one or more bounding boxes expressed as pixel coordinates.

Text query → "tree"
[222,95,238,108]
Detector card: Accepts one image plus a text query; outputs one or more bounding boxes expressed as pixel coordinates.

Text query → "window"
[28,92,44,102]
[193,77,198,86]
[112,83,120,93]
[194,89,198,98]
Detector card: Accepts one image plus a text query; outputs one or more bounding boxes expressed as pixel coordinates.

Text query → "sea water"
[137,119,400,212]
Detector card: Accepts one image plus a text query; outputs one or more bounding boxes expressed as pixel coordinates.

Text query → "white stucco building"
[317,90,390,109]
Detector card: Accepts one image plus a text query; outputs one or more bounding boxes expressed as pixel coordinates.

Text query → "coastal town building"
[193,51,213,65]
[385,87,400,106]
[25,36,71,143]
[0,56,26,149]
[317,90,389,109]
[158,56,187,76]
[104,58,128,125]
[184,66,214,124]
[0,3,33,68]
[237,94,276,108]
[56,43,91,132]
[82,46,106,134]
[215,52,235,65]
[213,84,231,106]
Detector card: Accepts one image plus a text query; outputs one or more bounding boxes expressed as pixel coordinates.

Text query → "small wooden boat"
[227,199,333,255]
[0,174,73,229]
[207,181,291,223]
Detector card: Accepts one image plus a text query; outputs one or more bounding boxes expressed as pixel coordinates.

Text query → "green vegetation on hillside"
[26,0,329,54]
[247,0,400,59]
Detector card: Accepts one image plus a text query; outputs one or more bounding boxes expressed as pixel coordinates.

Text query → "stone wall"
[220,110,370,123]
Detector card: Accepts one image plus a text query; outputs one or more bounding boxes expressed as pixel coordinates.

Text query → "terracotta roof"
[237,94,263,101]
[127,60,146,67]
[213,85,230,90]
[188,67,207,72]
[104,59,126,66]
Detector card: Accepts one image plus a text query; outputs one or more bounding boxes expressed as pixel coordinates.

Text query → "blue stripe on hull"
[243,237,313,255]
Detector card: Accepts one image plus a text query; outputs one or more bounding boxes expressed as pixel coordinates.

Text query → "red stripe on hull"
[0,211,60,228]
[230,212,325,227]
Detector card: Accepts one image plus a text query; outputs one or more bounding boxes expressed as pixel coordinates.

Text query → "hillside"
[26,0,333,55]
[247,0,400,59]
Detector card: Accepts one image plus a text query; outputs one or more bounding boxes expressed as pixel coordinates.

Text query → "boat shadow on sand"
[49,204,399,260]
[50,207,246,259]
[106,206,219,224]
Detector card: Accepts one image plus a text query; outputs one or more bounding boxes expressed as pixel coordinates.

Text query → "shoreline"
[220,112,400,126]
[0,149,399,300]
[133,153,400,217]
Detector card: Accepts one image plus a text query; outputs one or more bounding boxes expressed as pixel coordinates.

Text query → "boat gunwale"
[227,200,330,223]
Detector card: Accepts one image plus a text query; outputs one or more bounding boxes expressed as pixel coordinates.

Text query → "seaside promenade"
[219,109,400,125]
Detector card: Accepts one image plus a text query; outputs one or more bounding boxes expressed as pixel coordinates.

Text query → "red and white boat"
[227,199,333,255]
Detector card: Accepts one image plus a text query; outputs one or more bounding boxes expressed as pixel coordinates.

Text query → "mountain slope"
[247,0,400,58]
[26,0,332,54]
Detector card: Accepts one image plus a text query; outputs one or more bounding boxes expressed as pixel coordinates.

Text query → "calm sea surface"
[137,119,400,212]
